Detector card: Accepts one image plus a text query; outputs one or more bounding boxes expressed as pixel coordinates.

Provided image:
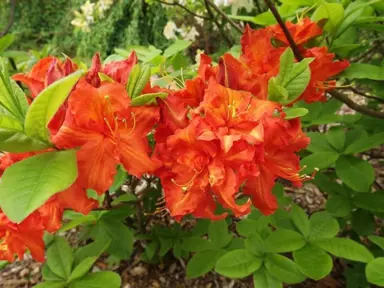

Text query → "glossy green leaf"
[47,237,74,280]
[126,64,151,99]
[308,211,339,241]
[209,220,232,248]
[244,232,264,256]
[109,165,127,193]
[24,70,83,142]
[74,239,111,267]
[353,191,384,212]
[291,204,310,238]
[368,235,384,250]
[342,63,384,80]
[264,229,306,253]
[313,238,374,263]
[59,214,98,232]
[69,257,97,282]
[186,250,223,279]
[98,72,114,83]
[313,3,344,34]
[69,271,121,288]
[336,155,374,192]
[293,244,333,280]
[253,268,282,288]
[366,258,384,286]
[215,249,262,279]
[0,150,77,223]
[265,253,306,284]
[130,92,167,106]
[300,152,340,173]
[163,40,191,59]
[284,107,308,119]
[42,264,63,281]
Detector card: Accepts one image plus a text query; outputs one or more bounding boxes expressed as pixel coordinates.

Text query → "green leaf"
[163,40,191,59]
[47,237,74,280]
[326,127,346,152]
[253,268,282,288]
[108,165,127,193]
[42,264,63,281]
[366,258,384,286]
[0,114,49,152]
[111,193,137,206]
[130,92,168,106]
[182,236,214,252]
[308,211,339,241]
[291,204,310,238]
[351,209,375,236]
[0,150,77,223]
[336,155,374,192]
[300,152,340,172]
[368,235,384,250]
[265,253,306,284]
[145,241,158,260]
[267,79,288,102]
[344,132,384,154]
[283,107,308,119]
[245,232,264,256]
[59,214,98,232]
[215,249,262,279]
[326,194,352,217]
[293,244,333,281]
[91,219,134,260]
[69,271,121,288]
[353,191,384,212]
[186,250,223,279]
[34,281,67,288]
[158,237,173,257]
[0,34,15,53]
[264,229,306,253]
[313,238,374,263]
[342,63,384,80]
[24,70,83,142]
[69,257,97,282]
[209,220,232,248]
[276,48,294,84]
[313,3,344,34]
[0,58,29,120]
[74,239,111,267]
[126,64,151,99]
[306,132,336,153]
[98,72,114,83]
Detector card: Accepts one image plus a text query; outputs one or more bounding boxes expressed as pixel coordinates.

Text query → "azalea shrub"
[0,1,384,287]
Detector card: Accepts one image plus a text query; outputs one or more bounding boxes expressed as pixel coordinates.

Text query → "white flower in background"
[180,26,199,42]
[97,0,114,18]
[195,49,204,64]
[215,0,230,5]
[81,0,95,17]
[163,21,180,40]
[230,0,254,15]
[72,0,114,32]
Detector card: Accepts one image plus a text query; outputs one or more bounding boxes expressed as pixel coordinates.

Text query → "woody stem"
[263,0,384,119]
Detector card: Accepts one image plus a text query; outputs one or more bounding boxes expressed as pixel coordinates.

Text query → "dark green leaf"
[351,209,375,236]
[344,132,384,154]
[0,150,77,223]
[353,191,384,212]
[186,250,223,279]
[215,249,262,279]
[293,244,333,280]
[326,127,346,152]
[46,237,73,280]
[326,194,352,217]
[300,152,340,173]
[145,242,158,260]
[74,239,111,267]
[182,236,214,252]
[159,237,173,257]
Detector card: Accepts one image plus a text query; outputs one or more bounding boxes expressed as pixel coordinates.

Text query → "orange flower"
[0,211,45,262]
[53,79,160,194]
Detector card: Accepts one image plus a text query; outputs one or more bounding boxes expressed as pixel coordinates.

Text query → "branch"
[347,86,384,103]
[204,0,233,46]
[205,0,243,33]
[156,0,210,20]
[263,0,384,119]
[0,0,16,37]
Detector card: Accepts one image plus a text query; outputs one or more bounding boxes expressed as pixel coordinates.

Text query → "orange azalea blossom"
[53,78,161,194]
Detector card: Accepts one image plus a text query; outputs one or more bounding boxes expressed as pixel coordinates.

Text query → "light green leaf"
[163,40,192,59]
[126,64,151,99]
[268,80,288,102]
[186,250,223,279]
[41,264,63,282]
[209,220,232,248]
[308,211,339,241]
[24,70,83,142]
[264,229,306,253]
[69,271,121,288]
[331,44,362,58]
[215,249,262,279]
[265,253,306,284]
[366,258,384,286]
[253,268,282,288]
[313,3,344,34]
[336,155,374,192]
[34,281,67,288]
[130,92,168,106]
[300,152,340,173]
[47,237,74,280]
[276,48,294,84]
[109,165,127,193]
[291,204,310,238]
[244,233,264,256]
[293,244,333,280]
[59,214,98,232]
[313,238,374,263]
[0,150,77,223]
[74,239,111,267]
[69,257,97,282]
[98,72,114,83]
[353,191,384,212]
[342,63,384,80]
[0,34,15,53]
[368,235,384,250]
[283,107,308,120]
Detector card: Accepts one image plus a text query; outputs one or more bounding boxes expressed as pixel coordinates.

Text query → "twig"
[131,176,145,234]
[205,0,243,33]
[0,0,16,37]
[263,0,384,119]
[347,86,384,103]
[104,191,112,209]
[204,0,233,46]
[155,0,210,20]
[352,41,382,63]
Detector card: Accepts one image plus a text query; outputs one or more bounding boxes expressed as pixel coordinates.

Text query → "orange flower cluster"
[0,19,349,262]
